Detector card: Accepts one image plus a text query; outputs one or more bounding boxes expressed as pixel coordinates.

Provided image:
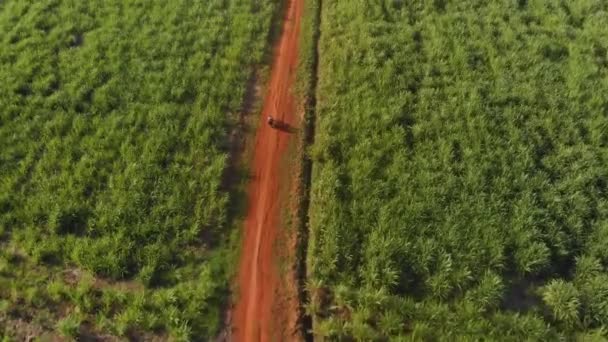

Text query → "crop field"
[0,0,275,339]
[308,0,608,339]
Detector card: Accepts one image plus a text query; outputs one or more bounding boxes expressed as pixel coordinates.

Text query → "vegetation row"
[308,0,608,339]
[0,0,276,339]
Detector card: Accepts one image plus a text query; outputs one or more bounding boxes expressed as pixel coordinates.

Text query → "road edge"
[292,0,322,340]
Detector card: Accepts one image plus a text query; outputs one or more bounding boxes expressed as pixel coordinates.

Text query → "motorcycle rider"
[267,115,276,128]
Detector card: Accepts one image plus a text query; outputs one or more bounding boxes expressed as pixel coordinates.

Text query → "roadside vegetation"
[295,0,321,338]
[308,0,608,339]
[0,0,276,339]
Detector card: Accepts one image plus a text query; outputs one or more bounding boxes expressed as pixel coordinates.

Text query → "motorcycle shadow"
[272,121,298,134]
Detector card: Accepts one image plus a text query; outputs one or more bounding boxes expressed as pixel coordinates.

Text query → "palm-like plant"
[542,279,581,328]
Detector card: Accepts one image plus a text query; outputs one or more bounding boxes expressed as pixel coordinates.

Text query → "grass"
[308,0,608,340]
[0,0,277,339]
[294,0,321,339]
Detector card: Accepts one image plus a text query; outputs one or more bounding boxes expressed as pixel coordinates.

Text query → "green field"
[308,0,608,339]
[0,0,275,339]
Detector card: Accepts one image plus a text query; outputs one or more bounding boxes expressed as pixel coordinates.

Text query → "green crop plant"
[308,0,608,339]
[0,0,277,339]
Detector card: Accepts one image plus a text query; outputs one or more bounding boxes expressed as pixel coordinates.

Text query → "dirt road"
[232,0,303,340]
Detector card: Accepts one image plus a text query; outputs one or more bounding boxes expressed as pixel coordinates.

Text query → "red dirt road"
[232,0,303,341]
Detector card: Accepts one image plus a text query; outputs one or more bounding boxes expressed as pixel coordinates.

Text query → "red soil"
[232,0,303,340]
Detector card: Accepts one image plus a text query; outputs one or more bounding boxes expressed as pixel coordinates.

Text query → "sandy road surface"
[232,0,303,340]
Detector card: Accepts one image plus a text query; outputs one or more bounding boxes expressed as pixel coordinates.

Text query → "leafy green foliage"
[542,279,580,327]
[309,0,608,339]
[56,313,82,338]
[0,0,276,339]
